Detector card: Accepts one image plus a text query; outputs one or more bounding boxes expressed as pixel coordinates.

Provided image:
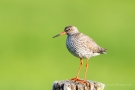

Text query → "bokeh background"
[0,0,135,90]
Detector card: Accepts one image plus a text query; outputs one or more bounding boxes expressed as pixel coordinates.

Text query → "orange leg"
[77,58,89,85]
[84,58,88,81]
[70,58,83,81]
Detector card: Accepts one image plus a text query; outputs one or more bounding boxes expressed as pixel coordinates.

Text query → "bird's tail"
[99,48,107,54]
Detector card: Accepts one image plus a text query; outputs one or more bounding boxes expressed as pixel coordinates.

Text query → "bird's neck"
[67,32,79,36]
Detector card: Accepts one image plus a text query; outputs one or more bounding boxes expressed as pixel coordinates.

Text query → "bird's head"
[53,26,79,38]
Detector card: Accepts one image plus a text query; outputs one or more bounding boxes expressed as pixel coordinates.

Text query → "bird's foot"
[70,77,82,82]
[77,80,89,86]
[70,77,89,86]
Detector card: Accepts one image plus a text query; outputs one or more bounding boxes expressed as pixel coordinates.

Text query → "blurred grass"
[0,0,135,90]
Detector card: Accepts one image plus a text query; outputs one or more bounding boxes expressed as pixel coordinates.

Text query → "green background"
[0,0,135,90]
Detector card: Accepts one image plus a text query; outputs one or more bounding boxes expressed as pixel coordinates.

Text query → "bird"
[53,26,107,84]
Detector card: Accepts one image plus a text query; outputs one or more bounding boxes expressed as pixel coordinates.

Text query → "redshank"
[53,26,107,83]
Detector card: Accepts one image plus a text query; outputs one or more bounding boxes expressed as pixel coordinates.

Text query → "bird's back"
[66,33,106,59]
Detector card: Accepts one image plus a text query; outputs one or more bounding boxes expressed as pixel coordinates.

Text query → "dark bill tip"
[53,34,60,38]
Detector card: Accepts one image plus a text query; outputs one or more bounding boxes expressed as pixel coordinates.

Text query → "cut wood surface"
[52,80,105,90]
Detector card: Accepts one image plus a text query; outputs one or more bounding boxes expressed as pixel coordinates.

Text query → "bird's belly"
[66,43,94,59]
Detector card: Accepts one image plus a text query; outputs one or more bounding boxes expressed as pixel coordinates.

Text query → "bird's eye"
[66,28,70,32]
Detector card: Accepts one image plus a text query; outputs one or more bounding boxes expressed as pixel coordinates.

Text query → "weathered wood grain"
[52,80,105,90]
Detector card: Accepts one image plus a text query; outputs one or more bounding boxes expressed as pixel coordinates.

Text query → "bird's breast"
[66,35,93,59]
[66,36,78,57]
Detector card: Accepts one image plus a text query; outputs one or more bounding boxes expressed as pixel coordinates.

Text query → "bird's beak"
[53,31,66,38]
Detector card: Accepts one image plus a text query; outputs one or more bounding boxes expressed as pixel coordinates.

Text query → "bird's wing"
[78,33,106,54]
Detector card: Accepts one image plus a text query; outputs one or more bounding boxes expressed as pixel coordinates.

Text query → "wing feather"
[77,33,106,54]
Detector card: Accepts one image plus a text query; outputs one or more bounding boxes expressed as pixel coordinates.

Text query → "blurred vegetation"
[0,0,135,90]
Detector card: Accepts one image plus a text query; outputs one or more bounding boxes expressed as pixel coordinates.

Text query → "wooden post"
[52,80,105,90]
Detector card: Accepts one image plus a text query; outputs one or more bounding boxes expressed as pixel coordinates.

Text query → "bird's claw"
[70,77,82,82]
[70,78,89,86]
[77,80,89,86]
